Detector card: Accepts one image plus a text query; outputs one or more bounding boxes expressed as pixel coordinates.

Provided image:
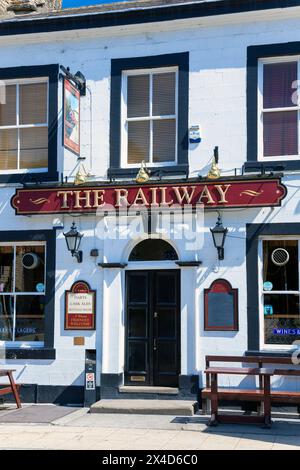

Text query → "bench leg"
[202,399,211,415]
[262,375,272,429]
[208,373,219,426]
[7,372,21,409]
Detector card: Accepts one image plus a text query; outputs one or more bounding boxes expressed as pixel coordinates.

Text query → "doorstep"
[90,399,198,416]
[119,386,179,395]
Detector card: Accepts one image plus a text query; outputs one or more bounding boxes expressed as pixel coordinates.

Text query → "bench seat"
[202,387,300,403]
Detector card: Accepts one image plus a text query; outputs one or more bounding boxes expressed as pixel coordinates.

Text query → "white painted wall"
[0,8,300,392]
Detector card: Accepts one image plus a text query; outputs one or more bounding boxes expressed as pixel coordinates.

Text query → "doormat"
[0,405,79,423]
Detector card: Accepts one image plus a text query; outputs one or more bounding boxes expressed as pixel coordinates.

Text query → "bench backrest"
[205,355,300,387]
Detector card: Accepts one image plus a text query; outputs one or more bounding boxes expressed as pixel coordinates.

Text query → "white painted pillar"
[180,267,197,375]
[101,268,125,374]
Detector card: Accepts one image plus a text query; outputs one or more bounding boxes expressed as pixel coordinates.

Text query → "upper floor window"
[121,68,178,167]
[259,58,299,160]
[0,78,48,173]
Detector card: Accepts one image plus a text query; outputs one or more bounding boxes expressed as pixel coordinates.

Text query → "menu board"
[65,281,96,330]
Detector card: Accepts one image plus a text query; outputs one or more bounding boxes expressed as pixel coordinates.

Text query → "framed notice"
[63,78,80,155]
[65,281,96,330]
[204,279,238,331]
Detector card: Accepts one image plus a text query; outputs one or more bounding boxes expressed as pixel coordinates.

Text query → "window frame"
[257,56,300,162]
[258,236,300,351]
[246,42,300,173]
[0,241,46,347]
[109,52,189,179]
[0,64,58,183]
[0,230,56,359]
[121,66,179,168]
[0,77,49,174]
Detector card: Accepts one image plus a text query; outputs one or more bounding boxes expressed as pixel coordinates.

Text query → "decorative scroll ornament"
[136,161,151,184]
[207,156,221,180]
[74,164,89,185]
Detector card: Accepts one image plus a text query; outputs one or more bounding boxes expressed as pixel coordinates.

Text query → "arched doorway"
[125,239,180,387]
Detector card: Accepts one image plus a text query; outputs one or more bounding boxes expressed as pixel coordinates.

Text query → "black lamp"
[210,215,228,260]
[63,222,83,263]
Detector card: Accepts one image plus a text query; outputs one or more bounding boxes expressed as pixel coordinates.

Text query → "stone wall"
[0,0,62,17]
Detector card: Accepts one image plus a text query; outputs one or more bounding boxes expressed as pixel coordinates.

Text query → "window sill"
[1,347,56,360]
[108,164,189,180]
[244,161,297,173]
[0,171,58,185]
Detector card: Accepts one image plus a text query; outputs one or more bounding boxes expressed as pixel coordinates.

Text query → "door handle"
[153,338,157,351]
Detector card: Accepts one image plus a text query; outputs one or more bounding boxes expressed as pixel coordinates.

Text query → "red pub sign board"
[11,178,286,215]
[65,281,96,330]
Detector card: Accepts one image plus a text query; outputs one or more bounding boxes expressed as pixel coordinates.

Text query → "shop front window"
[0,243,45,343]
[262,239,300,346]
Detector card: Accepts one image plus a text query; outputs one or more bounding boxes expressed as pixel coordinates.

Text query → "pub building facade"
[0,0,300,406]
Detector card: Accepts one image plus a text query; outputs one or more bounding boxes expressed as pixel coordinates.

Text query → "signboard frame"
[63,78,80,156]
[65,280,96,330]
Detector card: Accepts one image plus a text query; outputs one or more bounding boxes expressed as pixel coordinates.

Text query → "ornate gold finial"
[136,160,151,184]
[207,146,221,179]
[74,164,89,185]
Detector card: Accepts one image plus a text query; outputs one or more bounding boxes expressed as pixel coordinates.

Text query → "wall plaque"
[65,281,96,330]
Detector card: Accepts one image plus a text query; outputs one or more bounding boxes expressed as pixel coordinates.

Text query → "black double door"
[125,270,180,387]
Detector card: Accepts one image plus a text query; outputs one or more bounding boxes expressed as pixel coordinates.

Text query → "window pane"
[153,72,176,116]
[19,127,48,169]
[264,294,300,345]
[0,246,14,292]
[15,295,45,342]
[127,75,149,118]
[153,119,176,162]
[0,295,14,341]
[128,120,150,164]
[15,245,45,293]
[263,111,298,156]
[263,240,298,291]
[263,62,297,108]
[0,129,17,170]
[19,82,47,124]
[0,85,16,126]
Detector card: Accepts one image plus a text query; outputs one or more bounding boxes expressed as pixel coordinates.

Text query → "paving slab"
[0,404,80,423]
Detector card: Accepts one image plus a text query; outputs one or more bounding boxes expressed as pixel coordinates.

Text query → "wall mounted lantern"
[210,214,228,260]
[63,222,83,263]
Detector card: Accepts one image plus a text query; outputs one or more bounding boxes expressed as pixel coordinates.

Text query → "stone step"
[90,399,198,416]
[119,386,179,395]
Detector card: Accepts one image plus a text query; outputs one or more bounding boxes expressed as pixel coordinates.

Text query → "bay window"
[0,243,46,344]
[261,239,300,347]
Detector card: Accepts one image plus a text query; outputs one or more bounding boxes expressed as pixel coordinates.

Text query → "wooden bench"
[0,370,22,409]
[202,356,300,415]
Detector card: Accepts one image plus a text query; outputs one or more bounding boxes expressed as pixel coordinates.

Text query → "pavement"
[0,404,299,450]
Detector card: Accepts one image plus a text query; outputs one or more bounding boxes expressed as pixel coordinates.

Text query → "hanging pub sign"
[11,178,286,215]
[65,281,96,330]
[63,78,80,155]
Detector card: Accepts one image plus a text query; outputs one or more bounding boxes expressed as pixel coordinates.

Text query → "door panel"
[125,270,180,387]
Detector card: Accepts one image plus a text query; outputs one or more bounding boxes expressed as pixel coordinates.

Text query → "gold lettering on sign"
[115,189,129,207]
[215,184,231,203]
[160,187,173,206]
[197,185,214,204]
[57,191,74,209]
[74,190,92,209]
[173,186,196,204]
[150,187,159,207]
[92,189,105,208]
[132,188,148,206]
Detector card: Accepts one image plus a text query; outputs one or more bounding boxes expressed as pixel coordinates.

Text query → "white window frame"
[0,241,46,348]
[0,77,49,174]
[258,236,300,351]
[258,55,300,162]
[121,66,178,168]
